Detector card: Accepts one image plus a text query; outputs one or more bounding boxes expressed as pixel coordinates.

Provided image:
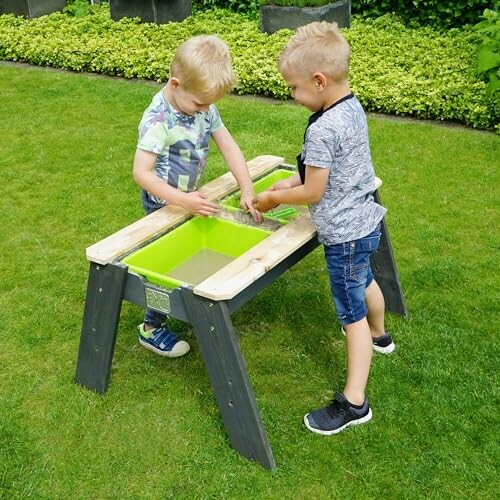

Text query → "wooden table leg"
[75,262,128,393]
[181,288,276,470]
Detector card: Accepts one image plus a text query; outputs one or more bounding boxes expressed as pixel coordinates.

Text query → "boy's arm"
[269,174,302,191]
[211,126,262,222]
[132,148,219,216]
[253,166,329,212]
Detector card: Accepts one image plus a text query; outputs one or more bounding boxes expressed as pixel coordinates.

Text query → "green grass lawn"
[0,63,498,499]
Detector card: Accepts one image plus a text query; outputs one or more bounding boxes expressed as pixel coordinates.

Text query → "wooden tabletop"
[86,155,381,301]
[86,155,285,265]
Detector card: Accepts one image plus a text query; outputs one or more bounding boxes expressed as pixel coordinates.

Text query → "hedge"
[193,0,498,28]
[0,6,498,131]
[350,0,496,29]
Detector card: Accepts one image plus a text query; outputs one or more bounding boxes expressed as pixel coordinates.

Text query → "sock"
[141,323,157,337]
[347,398,365,409]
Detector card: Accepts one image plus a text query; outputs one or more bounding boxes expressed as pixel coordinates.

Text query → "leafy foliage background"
[0,3,498,130]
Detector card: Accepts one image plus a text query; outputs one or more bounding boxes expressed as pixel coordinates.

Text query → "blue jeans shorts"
[324,224,381,326]
[141,189,165,214]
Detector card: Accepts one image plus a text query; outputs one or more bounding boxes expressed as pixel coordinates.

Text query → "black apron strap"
[296,93,354,184]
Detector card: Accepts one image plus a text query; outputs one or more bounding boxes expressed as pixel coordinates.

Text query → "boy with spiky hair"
[254,22,395,435]
[133,35,260,358]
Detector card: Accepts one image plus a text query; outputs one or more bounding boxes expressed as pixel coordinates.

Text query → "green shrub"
[64,0,102,17]
[193,0,332,13]
[260,0,333,6]
[351,0,498,29]
[194,0,498,28]
[192,0,260,16]
[473,8,500,99]
[0,5,497,130]
[345,15,498,130]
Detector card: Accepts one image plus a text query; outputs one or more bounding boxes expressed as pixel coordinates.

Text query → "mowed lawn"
[0,63,498,498]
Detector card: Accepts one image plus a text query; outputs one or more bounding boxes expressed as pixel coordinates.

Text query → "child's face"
[281,65,323,112]
[170,82,213,116]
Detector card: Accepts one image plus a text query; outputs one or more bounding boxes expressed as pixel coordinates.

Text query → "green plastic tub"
[122,216,272,289]
[220,168,306,223]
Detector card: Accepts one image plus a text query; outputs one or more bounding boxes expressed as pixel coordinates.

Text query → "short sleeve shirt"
[137,88,224,205]
[300,95,387,245]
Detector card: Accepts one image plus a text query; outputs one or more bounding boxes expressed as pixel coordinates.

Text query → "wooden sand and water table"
[75,155,407,469]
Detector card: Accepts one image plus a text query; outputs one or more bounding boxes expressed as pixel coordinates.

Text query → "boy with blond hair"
[253,22,395,435]
[133,35,260,358]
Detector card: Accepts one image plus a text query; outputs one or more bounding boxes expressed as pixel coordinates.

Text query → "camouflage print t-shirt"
[300,94,387,245]
[137,88,224,205]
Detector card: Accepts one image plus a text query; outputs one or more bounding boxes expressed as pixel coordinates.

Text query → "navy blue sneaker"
[138,324,190,358]
[304,392,372,435]
[341,327,395,354]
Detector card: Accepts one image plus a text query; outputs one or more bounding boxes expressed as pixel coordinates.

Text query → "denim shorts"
[324,224,381,326]
[141,189,165,215]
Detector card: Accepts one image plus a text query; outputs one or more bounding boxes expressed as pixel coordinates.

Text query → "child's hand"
[240,192,263,223]
[252,191,278,213]
[180,191,220,216]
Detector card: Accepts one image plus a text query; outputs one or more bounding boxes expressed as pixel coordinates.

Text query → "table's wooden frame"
[75,155,407,469]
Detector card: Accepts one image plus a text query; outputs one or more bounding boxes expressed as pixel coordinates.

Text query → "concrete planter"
[0,0,66,18]
[260,1,351,34]
[110,0,192,24]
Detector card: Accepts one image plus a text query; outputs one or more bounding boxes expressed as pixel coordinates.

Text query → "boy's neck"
[322,82,352,110]
[162,84,185,116]
[163,84,174,105]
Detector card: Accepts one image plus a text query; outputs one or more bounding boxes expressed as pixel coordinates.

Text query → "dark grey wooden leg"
[181,288,276,470]
[75,262,128,393]
[372,190,408,317]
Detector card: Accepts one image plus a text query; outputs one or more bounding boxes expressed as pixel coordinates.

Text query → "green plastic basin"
[122,216,271,289]
[220,168,306,223]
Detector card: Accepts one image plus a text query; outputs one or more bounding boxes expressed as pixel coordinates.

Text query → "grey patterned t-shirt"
[137,88,223,205]
[301,94,386,245]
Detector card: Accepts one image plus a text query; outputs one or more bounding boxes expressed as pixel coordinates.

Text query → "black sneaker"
[304,392,372,435]
[372,332,395,354]
[341,327,395,354]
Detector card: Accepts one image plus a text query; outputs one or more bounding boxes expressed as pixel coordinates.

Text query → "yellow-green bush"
[0,6,497,130]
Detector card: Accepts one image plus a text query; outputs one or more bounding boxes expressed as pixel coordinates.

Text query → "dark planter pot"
[110,0,192,24]
[0,0,66,18]
[260,1,351,34]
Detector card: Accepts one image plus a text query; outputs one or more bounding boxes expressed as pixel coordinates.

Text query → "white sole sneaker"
[138,337,190,358]
[303,408,373,436]
[341,327,395,354]
[373,342,395,354]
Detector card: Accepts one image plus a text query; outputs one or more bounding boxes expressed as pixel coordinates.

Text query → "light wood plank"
[86,155,285,264]
[246,155,286,179]
[193,214,316,300]
[85,205,187,265]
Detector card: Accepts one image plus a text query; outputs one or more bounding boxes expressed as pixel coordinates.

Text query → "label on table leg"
[145,287,171,314]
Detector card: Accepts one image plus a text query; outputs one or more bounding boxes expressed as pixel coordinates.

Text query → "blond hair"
[279,22,350,83]
[170,35,236,101]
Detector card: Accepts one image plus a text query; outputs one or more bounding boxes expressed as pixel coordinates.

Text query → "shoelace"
[326,397,349,418]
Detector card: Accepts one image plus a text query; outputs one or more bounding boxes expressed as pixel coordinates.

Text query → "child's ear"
[312,72,327,91]
[169,77,181,88]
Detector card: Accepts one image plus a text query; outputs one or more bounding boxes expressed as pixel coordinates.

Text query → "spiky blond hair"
[170,35,236,101]
[279,21,350,83]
